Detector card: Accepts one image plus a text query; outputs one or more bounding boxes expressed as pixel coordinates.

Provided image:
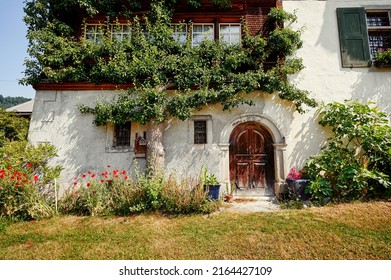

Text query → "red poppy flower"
[121,170,127,175]
[91,174,96,178]
[73,182,77,186]
[100,179,105,183]
[27,163,33,168]
[107,165,111,168]
[82,173,86,178]
[87,183,91,187]
[27,243,33,247]
[33,175,39,181]
[88,171,92,174]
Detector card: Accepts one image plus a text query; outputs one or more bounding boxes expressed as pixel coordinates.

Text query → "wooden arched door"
[229,122,274,191]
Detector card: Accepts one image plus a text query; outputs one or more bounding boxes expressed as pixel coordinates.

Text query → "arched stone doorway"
[218,114,287,197]
[229,121,274,196]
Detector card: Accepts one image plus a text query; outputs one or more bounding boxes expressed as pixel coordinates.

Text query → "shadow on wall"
[352,71,391,119]
[288,109,329,169]
[37,91,143,190]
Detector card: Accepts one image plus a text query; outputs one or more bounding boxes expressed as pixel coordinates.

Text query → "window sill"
[105,146,133,153]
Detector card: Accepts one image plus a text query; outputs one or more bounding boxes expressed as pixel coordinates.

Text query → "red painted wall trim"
[33,82,134,91]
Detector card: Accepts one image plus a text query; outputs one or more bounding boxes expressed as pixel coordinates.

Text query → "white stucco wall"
[29,90,291,190]
[29,0,391,193]
[28,90,148,189]
[283,0,391,170]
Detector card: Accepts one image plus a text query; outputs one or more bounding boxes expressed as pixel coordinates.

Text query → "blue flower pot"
[204,184,221,200]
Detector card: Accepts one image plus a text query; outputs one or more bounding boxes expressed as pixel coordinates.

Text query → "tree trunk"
[146,121,166,177]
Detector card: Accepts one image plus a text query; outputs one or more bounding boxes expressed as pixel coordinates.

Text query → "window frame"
[191,23,215,46]
[113,121,131,148]
[106,122,132,153]
[172,23,188,44]
[194,120,207,144]
[365,9,391,59]
[219,23,241,45]
[111,24,132,41]
[85,24,104,43]
[190,115,212,145]
[336,7,391,68]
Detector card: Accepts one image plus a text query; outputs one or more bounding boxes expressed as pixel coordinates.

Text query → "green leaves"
[305,100,391,202]
[23,1,317,123]
[0,110,30,147]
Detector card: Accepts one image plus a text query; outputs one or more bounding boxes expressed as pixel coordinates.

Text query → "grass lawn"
[0,201,390,260]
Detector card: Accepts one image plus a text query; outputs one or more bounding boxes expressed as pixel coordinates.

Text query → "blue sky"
[0,0,34,98]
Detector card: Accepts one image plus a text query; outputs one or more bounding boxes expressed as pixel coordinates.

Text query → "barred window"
[194,120,207,144]
[114,122,131,147]
[366,11,391,58]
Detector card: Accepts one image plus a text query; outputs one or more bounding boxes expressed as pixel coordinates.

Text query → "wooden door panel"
[236,131,249,154]
[252,130,265,154]
[252,162,266,188]
[236,162,249,188]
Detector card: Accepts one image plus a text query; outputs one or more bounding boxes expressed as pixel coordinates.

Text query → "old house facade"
[28,0,391,197]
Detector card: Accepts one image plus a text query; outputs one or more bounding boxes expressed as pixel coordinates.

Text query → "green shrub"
[305,100,391,203]
[0,111,62,221]
[59,166,219,216]
[0,166,54,220]
[0,109,29,147]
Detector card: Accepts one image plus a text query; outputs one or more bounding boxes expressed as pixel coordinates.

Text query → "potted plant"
[201,167,221,200]
[224,182,235,202]
[374,48,391,67]
[285,167,310,200]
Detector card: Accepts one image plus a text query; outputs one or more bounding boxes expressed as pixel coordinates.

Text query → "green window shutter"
[337,7,371,68]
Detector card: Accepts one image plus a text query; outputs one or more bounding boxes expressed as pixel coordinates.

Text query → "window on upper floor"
[219,23,241,45]
[84,22,241,46]
[112,24,132,41]
[192,24,215,46]
[337,7,391,68]
[366,11,391,58]
[172,23,188,44]
[85,24,103,43]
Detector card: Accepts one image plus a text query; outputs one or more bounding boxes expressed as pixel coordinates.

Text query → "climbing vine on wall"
[23,0,317,125]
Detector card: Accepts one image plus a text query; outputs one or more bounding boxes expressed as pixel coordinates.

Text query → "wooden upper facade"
[35,0,281,91]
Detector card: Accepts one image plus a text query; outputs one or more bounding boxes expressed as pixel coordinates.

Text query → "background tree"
[0,95,31,109]
[23,0,317,175]
[0,109,29,147]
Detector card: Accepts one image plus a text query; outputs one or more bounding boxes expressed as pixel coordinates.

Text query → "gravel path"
[221,197,280,213]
